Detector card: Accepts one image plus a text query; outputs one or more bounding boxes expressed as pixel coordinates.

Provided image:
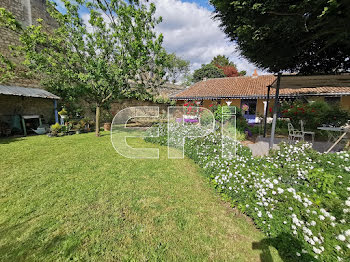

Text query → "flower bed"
[145,123,350,261]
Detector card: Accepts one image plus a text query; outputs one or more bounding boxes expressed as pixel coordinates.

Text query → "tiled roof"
[171,75,277,99]
[171,75,350,100]
[276,87,350,96]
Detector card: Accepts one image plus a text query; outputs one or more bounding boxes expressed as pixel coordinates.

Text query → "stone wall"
[157,83,185,98]
[110,99,170,116]
[0,94,55,122]
[79,99,171,122]
[0,0,27,63]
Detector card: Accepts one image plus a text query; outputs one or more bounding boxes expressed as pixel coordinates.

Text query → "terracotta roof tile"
[276,87,350,96]
[171,76,350,100]
[172,75,276,99]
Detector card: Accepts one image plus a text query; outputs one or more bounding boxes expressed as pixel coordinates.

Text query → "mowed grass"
[0,132,281,261]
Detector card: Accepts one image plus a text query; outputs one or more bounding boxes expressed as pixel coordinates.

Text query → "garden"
[0,132,284,261]
[0,0,349,261]
[145,119,350,261]
[190,100,350,143]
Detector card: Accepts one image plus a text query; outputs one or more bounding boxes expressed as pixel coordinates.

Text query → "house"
[170,74,350,124]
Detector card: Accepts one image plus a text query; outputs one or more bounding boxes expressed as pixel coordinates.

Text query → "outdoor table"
[317,126,350,153]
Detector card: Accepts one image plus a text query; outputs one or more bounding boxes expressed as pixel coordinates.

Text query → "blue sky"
[184,0,214,10]
[53,0,259,75]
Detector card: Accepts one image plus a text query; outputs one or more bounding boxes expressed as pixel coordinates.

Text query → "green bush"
[281,100,350,130]
[236,117,248,131]
[50,123,61,136]
[248,125,261,136]
[224,125,246,141]
[214,105,233,122]
[200,109,215,125]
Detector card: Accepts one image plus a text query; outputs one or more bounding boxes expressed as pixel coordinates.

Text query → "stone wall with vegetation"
[77,84,185,122]
[0,0,55,88]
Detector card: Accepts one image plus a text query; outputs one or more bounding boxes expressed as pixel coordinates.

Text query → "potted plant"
[102,111,113,131]
[103,122,111,131]
[48,123,61,137]
[242,104,249,113]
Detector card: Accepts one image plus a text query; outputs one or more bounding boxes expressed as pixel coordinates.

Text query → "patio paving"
[246,135,346,157]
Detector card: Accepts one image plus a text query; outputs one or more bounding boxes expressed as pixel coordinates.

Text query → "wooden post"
[21,117,27,136]
[269,73,281,149]
[263,85,271,137]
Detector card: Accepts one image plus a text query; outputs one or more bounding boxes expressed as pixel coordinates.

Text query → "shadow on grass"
[0,136,25,145]
[252,233,316,262]
[0,217,78,260]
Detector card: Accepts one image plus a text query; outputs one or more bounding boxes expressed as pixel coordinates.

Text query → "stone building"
[0,0,59,136]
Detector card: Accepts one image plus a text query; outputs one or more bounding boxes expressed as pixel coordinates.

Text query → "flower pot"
[104,122,111,131]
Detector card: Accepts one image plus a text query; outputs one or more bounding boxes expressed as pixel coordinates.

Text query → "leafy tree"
[192,63,225,83]
[210,0,350,74]
[211,55,246,77]
[211,55,236,67]
[0,0,167,136]
[239,70,246,76]
[183,74,194,86]
[164,53,190,83]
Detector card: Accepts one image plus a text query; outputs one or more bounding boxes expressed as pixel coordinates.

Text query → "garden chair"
[287,123,304,142]
[300,120,315,144]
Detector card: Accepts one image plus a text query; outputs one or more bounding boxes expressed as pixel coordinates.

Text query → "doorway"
[241,99,257,124]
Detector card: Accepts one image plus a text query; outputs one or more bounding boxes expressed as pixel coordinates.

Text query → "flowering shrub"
[281,100,349,130]
[145,123,350,261]
[182,101,204,115]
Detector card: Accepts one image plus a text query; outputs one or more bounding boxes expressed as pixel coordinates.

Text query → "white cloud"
[153,0,264,75]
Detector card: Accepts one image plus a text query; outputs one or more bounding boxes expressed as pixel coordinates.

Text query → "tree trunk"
[95,105,101,137]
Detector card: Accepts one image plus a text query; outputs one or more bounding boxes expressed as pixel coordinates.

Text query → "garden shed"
[0,85,60,136]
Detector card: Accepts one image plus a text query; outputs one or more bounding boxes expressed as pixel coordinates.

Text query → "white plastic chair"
[300,120,315,144]
[288,123,304,142]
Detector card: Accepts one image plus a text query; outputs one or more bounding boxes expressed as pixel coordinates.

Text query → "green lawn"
[0,132,281,261]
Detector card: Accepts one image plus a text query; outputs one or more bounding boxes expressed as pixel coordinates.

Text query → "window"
[324,96,340,105]
[241,99,257,115]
